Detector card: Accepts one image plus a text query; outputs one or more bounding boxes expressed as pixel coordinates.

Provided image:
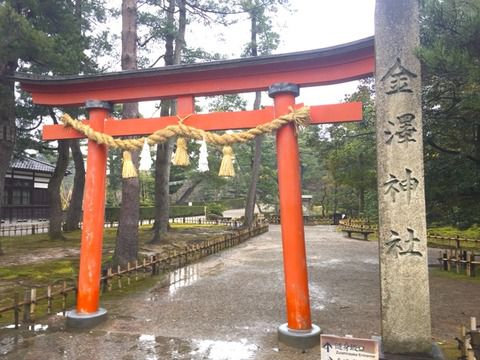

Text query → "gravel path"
[1,225,478,359]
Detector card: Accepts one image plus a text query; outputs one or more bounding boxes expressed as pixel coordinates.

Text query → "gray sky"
[115,0,376,114]
[172,0,376,112]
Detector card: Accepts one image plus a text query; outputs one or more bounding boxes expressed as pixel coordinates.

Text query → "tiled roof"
[10,156,56,173]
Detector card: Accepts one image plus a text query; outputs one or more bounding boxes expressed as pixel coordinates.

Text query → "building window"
[12,189,22,205]
[22,190,30,205]
[6,179,33,206]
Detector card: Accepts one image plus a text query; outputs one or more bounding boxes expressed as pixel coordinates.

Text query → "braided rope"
[59,106,310,150]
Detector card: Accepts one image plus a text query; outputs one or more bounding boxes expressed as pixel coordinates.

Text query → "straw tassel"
[218,145,235,177]
[198,138,209,172]
[122,151,138,178]
[173,137,190,166]
[139,139,152,171]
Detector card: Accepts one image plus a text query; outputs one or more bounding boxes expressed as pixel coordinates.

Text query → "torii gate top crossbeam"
[15,37,374,106]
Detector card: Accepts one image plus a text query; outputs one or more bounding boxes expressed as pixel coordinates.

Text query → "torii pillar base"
[278,323,322,351]
[66,308,107,329]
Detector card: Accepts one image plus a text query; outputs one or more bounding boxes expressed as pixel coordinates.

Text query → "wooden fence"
[338,219,480,276]
[338,219,377,230]
[438,249,479,277]
[0,223,268,329]
[0,216,240,237]
[458,317,479,360]
[338,219,480,249]
[266,214,333,225]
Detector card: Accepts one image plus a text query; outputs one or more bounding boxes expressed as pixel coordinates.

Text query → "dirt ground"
[1,225,478,359]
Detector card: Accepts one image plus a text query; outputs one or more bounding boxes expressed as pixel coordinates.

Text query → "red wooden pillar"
[67,100,111,328]
[269,83,320,349]
[177,95,194,115]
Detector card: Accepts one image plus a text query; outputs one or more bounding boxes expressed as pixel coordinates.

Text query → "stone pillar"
[375,0,432,354]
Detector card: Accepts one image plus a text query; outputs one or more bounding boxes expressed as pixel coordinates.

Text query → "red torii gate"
[17,37,374,349]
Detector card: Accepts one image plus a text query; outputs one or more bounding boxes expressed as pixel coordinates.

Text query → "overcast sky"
[171,0,375,113]
[136,0,376,114]
[202,0,376,55]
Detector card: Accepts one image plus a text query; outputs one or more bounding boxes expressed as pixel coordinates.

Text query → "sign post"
[321,335,379,360]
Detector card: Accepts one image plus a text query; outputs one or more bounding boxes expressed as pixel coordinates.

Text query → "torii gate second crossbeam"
[17,37,374,350]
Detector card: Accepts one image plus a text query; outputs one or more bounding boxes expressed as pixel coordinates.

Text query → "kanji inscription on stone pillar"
[375,0,432,354]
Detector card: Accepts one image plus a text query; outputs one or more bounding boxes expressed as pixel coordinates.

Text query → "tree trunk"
[175,178,203,204]
[358,186,365,216]
[0,60,16,255]
[320,188,327,217]
[114,0,139,266]
[151,133,173,243]
[64,139,85,231]
[358,152,365,215]
[48,138,70,240]
[244,12,262,227]
[244,95,263,226]
[151,0,187,243]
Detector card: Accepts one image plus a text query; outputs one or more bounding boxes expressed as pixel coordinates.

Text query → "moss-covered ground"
[0,223,230,325]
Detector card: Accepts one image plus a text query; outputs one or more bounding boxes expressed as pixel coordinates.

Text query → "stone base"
[382,342,444,360]
[66,308,107,329]
[277,323,321,351]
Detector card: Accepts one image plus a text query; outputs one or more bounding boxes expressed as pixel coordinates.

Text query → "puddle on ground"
[2,323,49,332]
[309,284,327,310]
[312,258,343,267]
[0,327,40,356]
[190,338,258,360]
[0,335,23,356]
[138,334,158,360]
[148,261,226,301]
[168,264,200,296]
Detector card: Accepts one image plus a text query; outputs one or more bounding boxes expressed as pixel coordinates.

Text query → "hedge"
[104,206,205,222]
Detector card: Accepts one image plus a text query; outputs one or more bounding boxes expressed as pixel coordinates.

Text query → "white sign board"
[321,335,379,360]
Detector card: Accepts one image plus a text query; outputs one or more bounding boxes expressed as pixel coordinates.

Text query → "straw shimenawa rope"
[60,106,310,177]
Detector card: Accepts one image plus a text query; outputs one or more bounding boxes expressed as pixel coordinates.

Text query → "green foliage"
[206,203,225,216]
[419,0,480,226]
[0,260,76,282]
[240,0,289,56]
[139,171,155,206]
[0,3,54,65]
[107,149,122,206]
[104,205,206,222]
[428,224,480,240]
[298,79,377,218]
[5,0,111,159]
[218,198,245,209]
[207,94,247,112]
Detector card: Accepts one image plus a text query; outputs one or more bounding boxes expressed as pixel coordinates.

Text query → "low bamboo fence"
[0,222,268,329]
[458,317,479,360]
[0,217,240,237]
[266,214,333,225]
[338,219,480,276]
[338,219,480,249]
[438,249,479,277]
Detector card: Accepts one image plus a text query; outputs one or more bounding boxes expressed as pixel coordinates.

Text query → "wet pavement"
[0,225,475,359]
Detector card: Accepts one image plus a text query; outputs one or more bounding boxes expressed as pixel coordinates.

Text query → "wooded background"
[0,0,478,264]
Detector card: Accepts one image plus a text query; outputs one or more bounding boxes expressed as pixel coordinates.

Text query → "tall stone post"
[375,0,432,354]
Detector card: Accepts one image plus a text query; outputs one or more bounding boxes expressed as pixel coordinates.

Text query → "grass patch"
[438,340,462,360]
[0,222,232,326]
[100,273,168,301]
[428,225,480,239]
[430,267,480,282]
[0,260,77,284]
